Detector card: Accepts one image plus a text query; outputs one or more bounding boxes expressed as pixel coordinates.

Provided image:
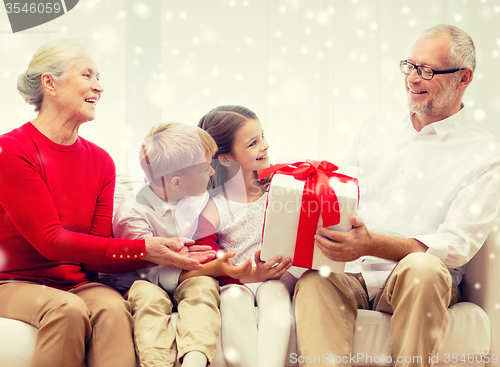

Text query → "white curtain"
[1,0,499,172]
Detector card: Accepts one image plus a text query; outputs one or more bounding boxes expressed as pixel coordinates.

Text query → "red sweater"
[194,214,241,286]
[0,122,147,290]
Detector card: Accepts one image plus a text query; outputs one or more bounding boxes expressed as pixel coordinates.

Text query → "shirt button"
[120,255,123,259]
[127,255,130,259]
[140,253,144,257]
[112,254,116,258]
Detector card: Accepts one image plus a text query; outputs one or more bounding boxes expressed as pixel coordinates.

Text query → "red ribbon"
[259,160,358,268]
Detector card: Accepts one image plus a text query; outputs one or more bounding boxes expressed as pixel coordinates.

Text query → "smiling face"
[405,35,463,124]
[53,55,103,124]
[227,118,270,174]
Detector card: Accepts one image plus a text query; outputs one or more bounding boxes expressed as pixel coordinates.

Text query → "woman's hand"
[143,237,203,270]
[184,241,217,263]
[215,252,252,279]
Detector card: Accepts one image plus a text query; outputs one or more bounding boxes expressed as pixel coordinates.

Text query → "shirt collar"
[138,184,171,216]
[405,105,468,139]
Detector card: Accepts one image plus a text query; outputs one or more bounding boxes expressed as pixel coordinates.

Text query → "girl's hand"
[253,249,292,281]
[217,252,252,279]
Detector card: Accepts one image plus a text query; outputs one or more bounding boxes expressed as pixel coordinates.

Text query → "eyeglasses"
[400,60,465,80]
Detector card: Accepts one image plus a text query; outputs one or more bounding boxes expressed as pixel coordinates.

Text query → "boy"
[111,123,250,367]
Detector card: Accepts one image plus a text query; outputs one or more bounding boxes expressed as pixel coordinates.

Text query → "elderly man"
[293,24,500,367]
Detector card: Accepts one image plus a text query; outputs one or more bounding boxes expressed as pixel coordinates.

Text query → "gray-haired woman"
[0,38,213,367]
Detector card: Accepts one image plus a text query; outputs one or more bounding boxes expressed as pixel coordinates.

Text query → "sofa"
[1,175,498,366]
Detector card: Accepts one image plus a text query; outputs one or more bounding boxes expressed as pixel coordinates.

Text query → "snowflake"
[224,346,241,364]
[473,108,487,122]
[133,2,150,18]
[470,203,482,215]
[316,11,330,25]
[319,265,331,277]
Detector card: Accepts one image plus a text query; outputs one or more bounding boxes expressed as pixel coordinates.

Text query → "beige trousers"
[0,280,135,367]
[127,276,221,367]
[293,253,460,367]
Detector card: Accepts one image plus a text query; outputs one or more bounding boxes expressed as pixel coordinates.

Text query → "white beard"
[407,80,458,118]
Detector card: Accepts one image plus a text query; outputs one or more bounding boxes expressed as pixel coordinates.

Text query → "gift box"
[259,160,358,273]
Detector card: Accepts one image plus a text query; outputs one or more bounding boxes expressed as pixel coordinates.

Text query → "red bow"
[259,160,358,268]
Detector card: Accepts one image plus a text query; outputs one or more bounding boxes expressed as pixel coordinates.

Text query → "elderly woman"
[0,39,213,367]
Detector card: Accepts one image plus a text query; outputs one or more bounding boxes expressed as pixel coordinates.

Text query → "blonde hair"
[139,122,217,184]
[17,38,89,112]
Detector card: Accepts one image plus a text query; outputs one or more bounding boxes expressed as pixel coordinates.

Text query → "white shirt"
[109,184,209,293]
[344,108,500,300]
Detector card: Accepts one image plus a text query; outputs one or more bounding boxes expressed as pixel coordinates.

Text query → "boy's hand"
[183,237,216,263]
[216,252,252,279]
[143,237,202,270]
[253,249,292,281]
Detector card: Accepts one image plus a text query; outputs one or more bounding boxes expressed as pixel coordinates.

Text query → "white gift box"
[260,164,358,272]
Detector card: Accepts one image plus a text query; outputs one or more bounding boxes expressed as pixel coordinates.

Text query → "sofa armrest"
[461,218,500,365]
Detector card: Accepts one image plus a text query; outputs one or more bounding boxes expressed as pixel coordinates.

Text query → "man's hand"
[143,237,203,270]
[315,215,428,262]
[315,216,372,262]
[216,251,252,279]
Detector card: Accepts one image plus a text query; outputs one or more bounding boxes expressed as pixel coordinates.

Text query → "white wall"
[1,0,499,173]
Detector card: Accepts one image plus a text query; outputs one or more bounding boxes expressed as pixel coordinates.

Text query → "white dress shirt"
[344,107,500,300]
[109,184,209,293]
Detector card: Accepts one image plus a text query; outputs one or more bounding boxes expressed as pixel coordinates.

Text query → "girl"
[198,105,298,367]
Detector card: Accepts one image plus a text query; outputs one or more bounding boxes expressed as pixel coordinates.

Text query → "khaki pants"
[293,253,460,367]
[0,281,135,367]
[127,276,221,367]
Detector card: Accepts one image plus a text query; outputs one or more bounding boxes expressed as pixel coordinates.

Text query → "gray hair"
[17,38,89,112]
[419,24,476,72]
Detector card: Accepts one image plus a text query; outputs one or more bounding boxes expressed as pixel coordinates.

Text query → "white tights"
[219,280,292,367]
